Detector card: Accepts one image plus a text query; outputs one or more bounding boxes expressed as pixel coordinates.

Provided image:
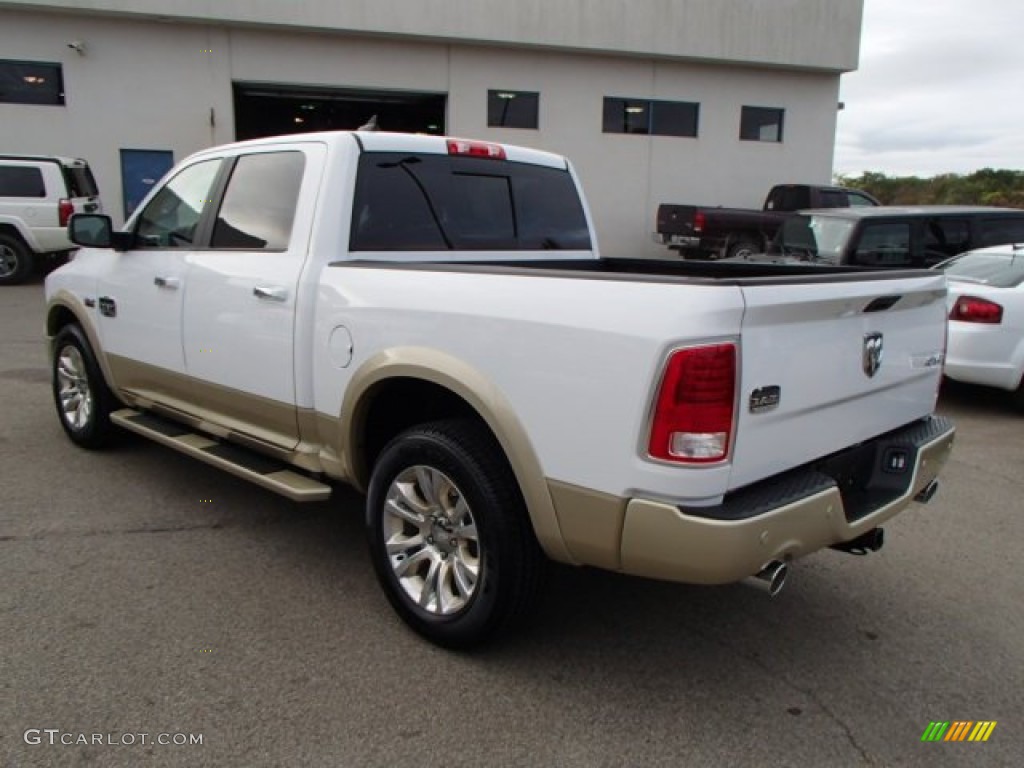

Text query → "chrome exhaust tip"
[742,560,788,597]
[914,479,940,503]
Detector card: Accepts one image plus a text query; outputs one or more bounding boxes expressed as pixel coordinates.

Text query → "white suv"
[0,155,102,285]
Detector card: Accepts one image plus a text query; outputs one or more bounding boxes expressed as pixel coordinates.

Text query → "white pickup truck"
[46,131,955,648]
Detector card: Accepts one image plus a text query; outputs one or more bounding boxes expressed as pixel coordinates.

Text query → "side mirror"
[68,214,134,251]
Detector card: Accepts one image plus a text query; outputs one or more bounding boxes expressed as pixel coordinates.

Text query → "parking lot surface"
[1,280,1021,767]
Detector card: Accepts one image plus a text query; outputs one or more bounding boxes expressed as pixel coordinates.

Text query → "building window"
[0,60,65,105]
[487,90,539,129]
[740,106,784,142]
[603,98,699,137]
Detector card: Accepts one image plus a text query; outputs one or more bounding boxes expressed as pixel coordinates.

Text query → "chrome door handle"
[253,285,288,302]
[154,275,180,290]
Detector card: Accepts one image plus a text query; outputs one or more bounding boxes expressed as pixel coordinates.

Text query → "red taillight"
[694,211,706,233]
[58,198,74,227]
[950,295,1003,324]
[648,344,736,464]
[447,139,506,160]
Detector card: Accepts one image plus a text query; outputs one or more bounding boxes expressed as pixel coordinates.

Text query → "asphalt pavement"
[1,279,1021,767]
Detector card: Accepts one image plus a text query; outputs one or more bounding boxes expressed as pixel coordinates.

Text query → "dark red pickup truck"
[655,183,880,259]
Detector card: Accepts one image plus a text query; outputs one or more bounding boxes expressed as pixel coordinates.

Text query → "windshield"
[775,215,856,264]
[942,249,1024,288]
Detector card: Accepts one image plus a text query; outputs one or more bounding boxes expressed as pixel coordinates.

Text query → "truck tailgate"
[729,272,948,491]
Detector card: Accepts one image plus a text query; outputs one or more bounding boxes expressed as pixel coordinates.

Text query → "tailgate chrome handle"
[153,275,180,290]
[253,285,288,302]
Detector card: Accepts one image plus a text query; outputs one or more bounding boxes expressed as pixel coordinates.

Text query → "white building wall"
[1,6,848,257]
[0,0,864,71]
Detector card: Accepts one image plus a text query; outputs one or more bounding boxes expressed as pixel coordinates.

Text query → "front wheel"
[366,419,544,649]
[0,233,34,286]
[52,324,116,448]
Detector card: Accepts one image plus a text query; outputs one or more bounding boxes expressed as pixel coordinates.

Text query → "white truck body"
[45,131,955,645]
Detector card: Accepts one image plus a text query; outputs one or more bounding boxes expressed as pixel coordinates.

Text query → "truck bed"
[339,256,931,283]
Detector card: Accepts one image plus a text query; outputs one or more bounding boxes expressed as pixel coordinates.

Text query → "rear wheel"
[366,419,544,649]
[725,237,761,260]
[0,233,34,286]
[52,324,116,448]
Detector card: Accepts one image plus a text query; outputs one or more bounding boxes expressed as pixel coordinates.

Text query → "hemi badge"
[750,386,781,414]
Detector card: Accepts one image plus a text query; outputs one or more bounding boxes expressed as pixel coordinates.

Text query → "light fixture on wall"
[67,40,86,55]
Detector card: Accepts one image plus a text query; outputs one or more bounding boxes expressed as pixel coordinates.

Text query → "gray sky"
[834,0,1024,178]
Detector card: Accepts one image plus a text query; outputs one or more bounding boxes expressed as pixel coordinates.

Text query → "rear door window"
[210,151,305,250]
[817,190,846,208]
[350,152,591,251]
[923,218,970,264]
[0,165,46,197]
[851,222,912,266]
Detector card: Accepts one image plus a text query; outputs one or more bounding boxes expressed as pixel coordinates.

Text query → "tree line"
[835,169,1024,208]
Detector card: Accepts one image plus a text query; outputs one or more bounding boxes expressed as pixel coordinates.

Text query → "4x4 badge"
[863,332,884,377]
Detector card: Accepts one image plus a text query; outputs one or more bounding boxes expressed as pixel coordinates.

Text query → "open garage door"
[234,83,446,140]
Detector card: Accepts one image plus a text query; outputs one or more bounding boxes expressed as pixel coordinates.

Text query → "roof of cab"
[797,205,1024,218]
[185,130,569,170]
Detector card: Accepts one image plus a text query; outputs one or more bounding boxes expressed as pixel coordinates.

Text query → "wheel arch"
[46,291,119,394]
[0,219,40,252]
[339,348,573,564]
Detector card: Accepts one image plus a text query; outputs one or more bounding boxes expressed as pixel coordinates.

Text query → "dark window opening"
[351,152,591,252]
[923,218,970,263]
[212,152,305,250]
[978,217,1024,247]
[604,97,699,137]
[0,166,46,197]
[487,90,539,129]
[233,83,446,141]
[740,106,784,142]
[650,100,699,137]
[603,98,651,135]
[0,60,64,105]
[852,222,912,267]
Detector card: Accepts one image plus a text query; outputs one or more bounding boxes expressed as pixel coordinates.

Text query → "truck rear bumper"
[617,416,955,585]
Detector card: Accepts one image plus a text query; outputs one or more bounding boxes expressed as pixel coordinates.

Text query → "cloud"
[833,0,1024,176]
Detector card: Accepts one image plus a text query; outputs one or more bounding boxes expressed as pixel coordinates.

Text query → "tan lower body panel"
[618,428,954,584]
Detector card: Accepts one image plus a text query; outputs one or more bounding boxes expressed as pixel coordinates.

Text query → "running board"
[110,409,332,502]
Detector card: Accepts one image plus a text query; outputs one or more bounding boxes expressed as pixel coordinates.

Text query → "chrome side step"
[111,409,332,502]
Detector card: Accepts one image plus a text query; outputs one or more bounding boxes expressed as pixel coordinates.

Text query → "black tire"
[0,233,34,286]
[51,324,117,449]
[1014,379,1024,412]
[725,238,761,260]
[366,419,544,649]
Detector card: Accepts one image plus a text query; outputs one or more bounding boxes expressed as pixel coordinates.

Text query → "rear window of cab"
[350,152,591,252]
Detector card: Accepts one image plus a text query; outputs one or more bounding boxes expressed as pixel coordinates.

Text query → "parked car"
[47,131,954,648]
[654,183,880,260]
[938,245,1024,407]
[0,154,102,285]
[735,206,1024,268]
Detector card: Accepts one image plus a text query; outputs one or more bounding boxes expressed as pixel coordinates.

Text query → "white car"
[0,154,103,284]
[942,244,1024,407]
